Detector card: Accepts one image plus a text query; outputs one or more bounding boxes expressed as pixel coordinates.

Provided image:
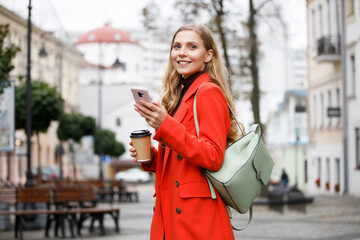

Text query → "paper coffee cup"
[130,130,152,162]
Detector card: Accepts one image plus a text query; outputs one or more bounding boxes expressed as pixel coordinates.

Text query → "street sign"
[0,81,15,152]
[327,107,341,117]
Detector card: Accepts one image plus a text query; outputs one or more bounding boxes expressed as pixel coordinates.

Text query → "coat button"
[176,208,181,214]
[153,206,155,212]
[175,180,179,187]
[177,154,183,160]
[160,138,164,142]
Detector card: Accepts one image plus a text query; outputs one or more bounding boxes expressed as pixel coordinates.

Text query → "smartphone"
[131,87,152,105]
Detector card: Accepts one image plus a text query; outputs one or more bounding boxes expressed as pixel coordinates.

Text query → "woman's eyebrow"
[173,41,199,45]
[186,41,199,45]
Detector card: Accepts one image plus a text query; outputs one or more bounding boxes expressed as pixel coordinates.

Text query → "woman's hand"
[129,141,154,164]
[134,101,167,130]
[129,141,137,162]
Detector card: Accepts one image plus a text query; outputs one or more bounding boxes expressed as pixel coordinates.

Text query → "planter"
[334,183,340,192]
[325,182,330,190]
[315,178,320,188]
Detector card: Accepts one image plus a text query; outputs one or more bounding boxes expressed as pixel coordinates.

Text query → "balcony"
[314,35,341,63]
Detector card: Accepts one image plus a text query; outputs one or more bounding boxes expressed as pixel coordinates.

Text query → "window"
[320,93,324,128]
[356,128,360,169]
[326,0,331,34]
[116,118,121,127]
[336,88,341,125]
[328,90,332,107]
[319,5,324,37]
[349,55,356,97]
[304,160,308,183]
[336,88,340,106]
[328,90,332,127]
[312,95,317,129]
[317,157,322,187]
[311,9,316,51]
[335,158,340,192]
[326,158,330,190]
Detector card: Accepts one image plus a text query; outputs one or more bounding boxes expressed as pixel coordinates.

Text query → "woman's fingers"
[129,141,137,160]
[134,101,167,129]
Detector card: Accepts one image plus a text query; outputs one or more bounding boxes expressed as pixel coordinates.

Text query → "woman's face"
[171,30,213,79]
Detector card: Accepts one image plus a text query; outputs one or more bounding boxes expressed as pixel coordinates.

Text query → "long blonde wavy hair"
[160,24,243,143]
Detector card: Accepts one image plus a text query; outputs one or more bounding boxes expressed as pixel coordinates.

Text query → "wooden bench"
[112,180,139,202]
[0,187,72,240]
[78,180,115,203]
[53,184,120,236]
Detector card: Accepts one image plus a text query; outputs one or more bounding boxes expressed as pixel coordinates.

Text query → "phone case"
[131,88,152,104]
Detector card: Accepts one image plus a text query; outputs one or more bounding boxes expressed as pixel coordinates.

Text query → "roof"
[75,24,138,45]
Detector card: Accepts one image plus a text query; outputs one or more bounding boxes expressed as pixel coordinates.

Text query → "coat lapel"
[182,73,212,104]
[160,73,212,181]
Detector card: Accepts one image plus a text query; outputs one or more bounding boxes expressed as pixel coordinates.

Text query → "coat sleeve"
[153,84,230,171]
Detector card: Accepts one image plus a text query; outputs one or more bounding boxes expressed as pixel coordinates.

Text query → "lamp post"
[98,42,103,180]
[25,0,33,187]
[295,129,300,189]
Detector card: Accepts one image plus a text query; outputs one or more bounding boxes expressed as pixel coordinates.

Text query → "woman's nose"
[179,47,186,56]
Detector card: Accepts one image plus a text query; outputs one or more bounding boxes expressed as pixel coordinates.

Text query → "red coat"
[142,73,234,240]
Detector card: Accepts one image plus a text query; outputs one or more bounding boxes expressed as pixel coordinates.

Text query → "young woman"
[130,24,240,240]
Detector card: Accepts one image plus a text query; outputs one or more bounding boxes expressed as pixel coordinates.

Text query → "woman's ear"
[205,49,214,63]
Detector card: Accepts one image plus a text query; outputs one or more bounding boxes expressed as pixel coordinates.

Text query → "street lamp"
[295,129,300,189]
[98,42,103,180]
[25,0,33,187]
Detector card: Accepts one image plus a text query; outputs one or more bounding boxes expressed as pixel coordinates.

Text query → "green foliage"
[15,80,64,135]
[57,113,96,143]
[0,24,20,94]
[94,127,125,157]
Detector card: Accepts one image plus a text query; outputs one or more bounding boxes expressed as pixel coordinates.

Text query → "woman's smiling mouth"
[178,61,191,65]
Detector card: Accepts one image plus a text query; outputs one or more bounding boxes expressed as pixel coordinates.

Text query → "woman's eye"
[189,45,196,49]
[173,45,180,49]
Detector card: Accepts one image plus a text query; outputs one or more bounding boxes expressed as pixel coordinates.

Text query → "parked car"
[115,168,151,183]
[32,165,60,181]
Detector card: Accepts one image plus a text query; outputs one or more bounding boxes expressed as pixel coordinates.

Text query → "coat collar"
[173,73,211,123]
[182,72,212,103]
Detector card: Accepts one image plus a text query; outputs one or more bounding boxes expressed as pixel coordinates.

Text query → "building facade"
[74,25,167,179]
[344,0,360,196]
[307,0,360,196]
[266,89,308,190]
[0,5,83,184]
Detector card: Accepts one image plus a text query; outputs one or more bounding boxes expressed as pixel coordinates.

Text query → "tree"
[94,128,125,158]
[142,0,283,131]
[57,112,96,180]
[170,0,234,91]
[15,80,64,182]
[57,113,96,143]
[0,24,20,94]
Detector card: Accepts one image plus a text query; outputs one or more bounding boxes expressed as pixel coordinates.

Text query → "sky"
[0,0,159,32]
[0,0,306,48]
[0,0,307,122]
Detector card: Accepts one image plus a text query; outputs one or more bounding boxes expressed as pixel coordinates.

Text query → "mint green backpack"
[194,86,274,230]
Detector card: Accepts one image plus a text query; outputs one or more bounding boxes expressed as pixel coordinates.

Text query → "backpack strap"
[229,205,253,231]
[194,87,217,200]
[194,84,252,231]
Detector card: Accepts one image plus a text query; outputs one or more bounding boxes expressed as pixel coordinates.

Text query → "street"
[1,183,360,240]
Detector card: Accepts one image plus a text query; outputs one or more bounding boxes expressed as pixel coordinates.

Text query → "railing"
[317,35,341,56]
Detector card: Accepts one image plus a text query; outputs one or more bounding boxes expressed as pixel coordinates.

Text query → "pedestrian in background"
[129,24,241,240]
[281,169,289,186]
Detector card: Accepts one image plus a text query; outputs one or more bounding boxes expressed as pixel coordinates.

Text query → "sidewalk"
[1,183,360,240]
